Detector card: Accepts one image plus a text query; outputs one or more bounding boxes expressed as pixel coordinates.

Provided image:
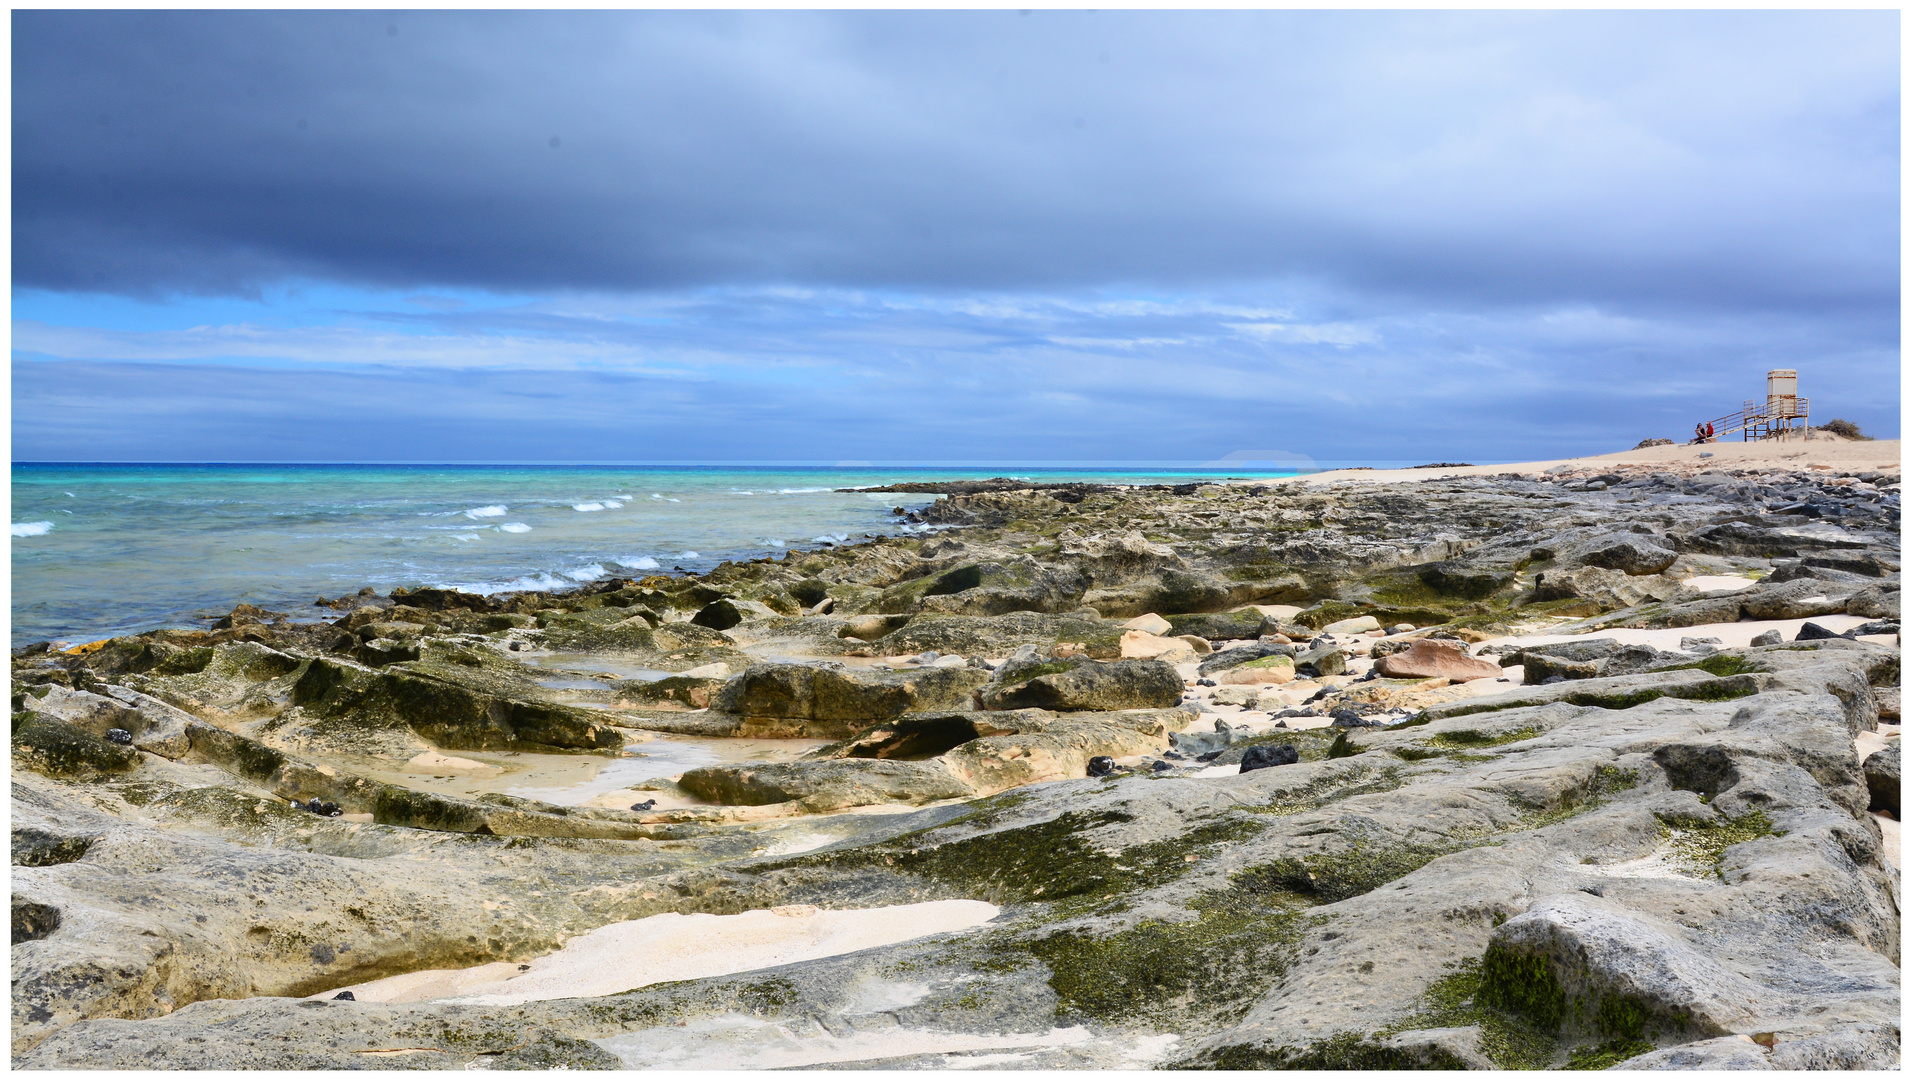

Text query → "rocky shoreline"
[11,450,1901,1069]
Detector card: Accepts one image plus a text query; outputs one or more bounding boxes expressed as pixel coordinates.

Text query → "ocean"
[9,463,1300,648]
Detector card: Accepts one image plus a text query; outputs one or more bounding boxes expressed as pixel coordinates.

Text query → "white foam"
[493,572,569,592]
[497,523,533,534]
[777,487,830,494]
[11,521,53,537]
[565,564,609,582]
[63,492,75,497]
[764,538,786,548]
[455,534,480,542]
[680,551,700,558]
[464,505,507,519]
[603,500,625,509]
[619,556,661,571]
[325,900,1001,1009]
[574,502,607,512]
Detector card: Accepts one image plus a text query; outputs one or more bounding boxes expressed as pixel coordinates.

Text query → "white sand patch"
[1486,614,1875,655]
[323,901,998,1008]
[1875,813,1900,871]
[403,752,496,774]
[596,1016,1095,1070]
[1855,728,1898,760]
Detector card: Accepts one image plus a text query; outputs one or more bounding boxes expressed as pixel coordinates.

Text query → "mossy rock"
[1165,610,1265,642]
[12,711,142,780]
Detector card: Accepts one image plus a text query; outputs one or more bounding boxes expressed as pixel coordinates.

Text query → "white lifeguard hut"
[1708,369,1810,442]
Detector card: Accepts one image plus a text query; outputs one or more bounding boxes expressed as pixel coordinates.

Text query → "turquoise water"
[10,464,1295,647]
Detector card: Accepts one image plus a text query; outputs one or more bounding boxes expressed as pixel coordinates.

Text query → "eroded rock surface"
[11,461,1900,1069]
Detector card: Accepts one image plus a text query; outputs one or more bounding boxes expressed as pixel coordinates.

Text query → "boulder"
[1238,743,1299,773]
[1200,642,1296,676]
[1845,585,1901,621]
[711,663,990,731]
[1416,562,1514,600]
[1166,610,1267,641]
[1863,741,1898,817]
[1739,579,1854,621]
[977,658,1183,712]
[690,597,780,631]
[1373,641,1500,682]
[872,613,1123,661]
[1571,534,1679,575]
[941,709,1191,795]
[12,713,143,781]
[1750,629,1784,647]
[1214,655,1297,686]
[676,759,972,811]
[1321,615,1381,635]
[1654,595,1746,628]
[1519,653,1604,682]
[1122,613,1172,636]
[1291,643,1346,678]
[1533,566,1677,608]
[808,711,1027,761]
[838,613,912,641]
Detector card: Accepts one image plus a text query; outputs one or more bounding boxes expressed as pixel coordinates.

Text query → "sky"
[11,10,1901,464]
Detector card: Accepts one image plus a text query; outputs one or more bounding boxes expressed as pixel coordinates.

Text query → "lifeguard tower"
[1708,369,1810,442]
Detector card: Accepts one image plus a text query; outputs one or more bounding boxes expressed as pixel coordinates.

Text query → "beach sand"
[318,899,1000,1007]
[1293,436,1899,486]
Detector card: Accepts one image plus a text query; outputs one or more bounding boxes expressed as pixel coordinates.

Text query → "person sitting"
[1693,422,1707,445]
[1705,422,1715,442]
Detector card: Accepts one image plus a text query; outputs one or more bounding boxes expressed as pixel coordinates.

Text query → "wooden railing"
[1703,397,1810,441]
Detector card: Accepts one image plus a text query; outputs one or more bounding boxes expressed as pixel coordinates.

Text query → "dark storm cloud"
[14,10,1899,311]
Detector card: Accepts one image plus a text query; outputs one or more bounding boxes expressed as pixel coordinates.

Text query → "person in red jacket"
[1705,422,1715,441]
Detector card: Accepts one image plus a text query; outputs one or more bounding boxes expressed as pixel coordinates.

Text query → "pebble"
[629,800,656,812]
[1087,755,1117,777]
[104,728,134,745]
[332,991,356,1001]
[1150,760,1174,772]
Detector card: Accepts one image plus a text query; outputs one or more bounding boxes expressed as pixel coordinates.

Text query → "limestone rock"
[1846,584,1901,620]
[1570,533,1679,575]
[676,759,973,811]
[1167,610,1270,641]
[1321,615,1381,634]
[1488,892,1772,1036]
[711,663,990,733]
[1738,579,1855,621]
[1122,613,1172,636]
[977,658,1183,712]
[1533,566,1677,608]
[690,597,780,631]
[1292,643,1346,677]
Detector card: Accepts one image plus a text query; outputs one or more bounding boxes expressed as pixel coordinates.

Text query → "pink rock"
[1373,641,1502,682]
